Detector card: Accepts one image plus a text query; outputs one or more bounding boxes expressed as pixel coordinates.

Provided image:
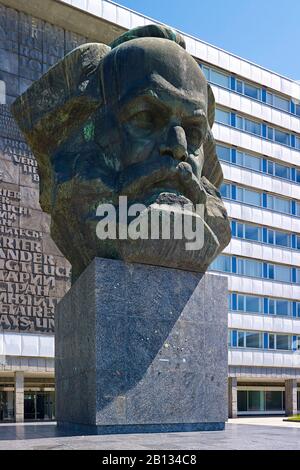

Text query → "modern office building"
[0,0,299,421]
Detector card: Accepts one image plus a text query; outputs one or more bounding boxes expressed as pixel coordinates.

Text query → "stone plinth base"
[55,258,228,434]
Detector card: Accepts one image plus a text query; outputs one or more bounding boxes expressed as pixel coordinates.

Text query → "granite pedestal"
[55,258,228,434]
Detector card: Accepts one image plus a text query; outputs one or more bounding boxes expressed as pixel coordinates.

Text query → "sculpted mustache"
[116,156,206,205]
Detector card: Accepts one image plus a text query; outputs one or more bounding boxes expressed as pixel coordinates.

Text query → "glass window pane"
[245,296,260,313]
[215,108,230,125]
[296,104,300,117]
[266,92,273,106]
[246,332,261,348]
[275,231,289,247]
[268,230,274,244]
[276,300,289,316]
[237,295,244,311]
[211,255,231,273]
[297,170,300,183]
[216,145,231,162]
[244,82,261,100]
[273,95,289,112]
[269,299,275,315]
[238,331,245,347]
[267,161,274,175]
[244,189,261,206]
[236,116,243,129]
[243,260,262,278]
[267,127,274,140]
[248,391,264,412]
[211,69,229,88]
[275,129,290,146]
[275,163,289,180]
[245,118,261,136]
[244,153,261,171]
[220,183,230,198]
[276,334,290,350]
[202,66,210,80]
[275,265,291,283]
[236,81,243,94]
[236,151,244,166]
[273,196,290,214]
[237,391,247,412]
[295,137,300,150]
[269,334,275,349]
[236,187,243,202]
[245,224,260,241]
[237,223,244,238]
[266,391,283,411]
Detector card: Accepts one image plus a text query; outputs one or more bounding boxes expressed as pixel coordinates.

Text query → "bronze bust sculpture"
[12,25,231,280]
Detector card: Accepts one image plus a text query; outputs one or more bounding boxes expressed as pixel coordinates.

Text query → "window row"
[229,330,300,351]
[229,293,300,318]
[220,182,300,217]
[216,144,300,184]
[200,63,300,116]
[231,220,300,251]
[210,255,300,284]
[215,107,300,150]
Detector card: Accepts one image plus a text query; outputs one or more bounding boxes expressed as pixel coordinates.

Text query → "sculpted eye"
[127,110,157,130]
[184,125,204,151]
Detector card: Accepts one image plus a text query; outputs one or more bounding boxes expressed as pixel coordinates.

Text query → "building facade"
[0,0,299,421]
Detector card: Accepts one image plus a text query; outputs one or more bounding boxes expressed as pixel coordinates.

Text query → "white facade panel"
[222,163,300,201]
[213,124,300,167]
[223,239,300,267]
[227,275,300,301]
[212,86,300,134]
[224,202,300,234]
[229,349,300,368]
[229,313,300,335]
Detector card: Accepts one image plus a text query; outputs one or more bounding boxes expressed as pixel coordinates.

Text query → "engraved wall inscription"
[0,3,84,333]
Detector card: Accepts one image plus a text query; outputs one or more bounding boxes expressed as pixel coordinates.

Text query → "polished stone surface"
[56,258,228,432]
[0,422,300,449]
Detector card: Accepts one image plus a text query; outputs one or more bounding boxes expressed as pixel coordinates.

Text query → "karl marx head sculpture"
[12,25,231,281]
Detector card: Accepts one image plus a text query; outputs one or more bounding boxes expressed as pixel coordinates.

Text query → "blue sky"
[113,0,299,80]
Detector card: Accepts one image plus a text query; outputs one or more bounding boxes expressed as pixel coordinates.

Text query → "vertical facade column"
[285,379,298,416]
[14,372,24,423]
[228,377,238,418]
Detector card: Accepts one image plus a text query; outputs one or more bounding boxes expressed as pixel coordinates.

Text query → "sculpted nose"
[160,125,188,161]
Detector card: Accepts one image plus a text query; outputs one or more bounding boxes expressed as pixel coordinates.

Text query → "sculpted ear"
[11,42,110,156]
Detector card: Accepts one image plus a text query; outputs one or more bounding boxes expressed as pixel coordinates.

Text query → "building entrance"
[24,391,55,421]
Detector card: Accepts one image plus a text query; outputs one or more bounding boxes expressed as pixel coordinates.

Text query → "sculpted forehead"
[100,38,207,108]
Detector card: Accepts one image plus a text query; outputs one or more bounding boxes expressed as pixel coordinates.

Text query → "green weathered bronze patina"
[12,25,231,281]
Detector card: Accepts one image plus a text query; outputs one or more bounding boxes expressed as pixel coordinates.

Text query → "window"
[275,265,291,283]
[268,195,290,215]
[238,331,245,347]
[244,118,261,136]
[274,163,290,180]
[269,334,275,349]
[245,296,260,313]
[243,189,261,206]
[236,151,261,171]
[245,332,262,349]
[211,255,231,273]
[276,300,289,316]
[276,335,291,350]
[275,231,289,247]
[215,108,230,125]
[245,224,261,242]
[210,69,230,88]
[220,183,230,198]
[274,129,290,146]
[216,144,231,162]
[273,95,289,112]
[239,259,262,278]
[244,82,261,100]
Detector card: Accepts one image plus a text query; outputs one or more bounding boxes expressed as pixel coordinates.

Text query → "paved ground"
[0,420,300,449]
